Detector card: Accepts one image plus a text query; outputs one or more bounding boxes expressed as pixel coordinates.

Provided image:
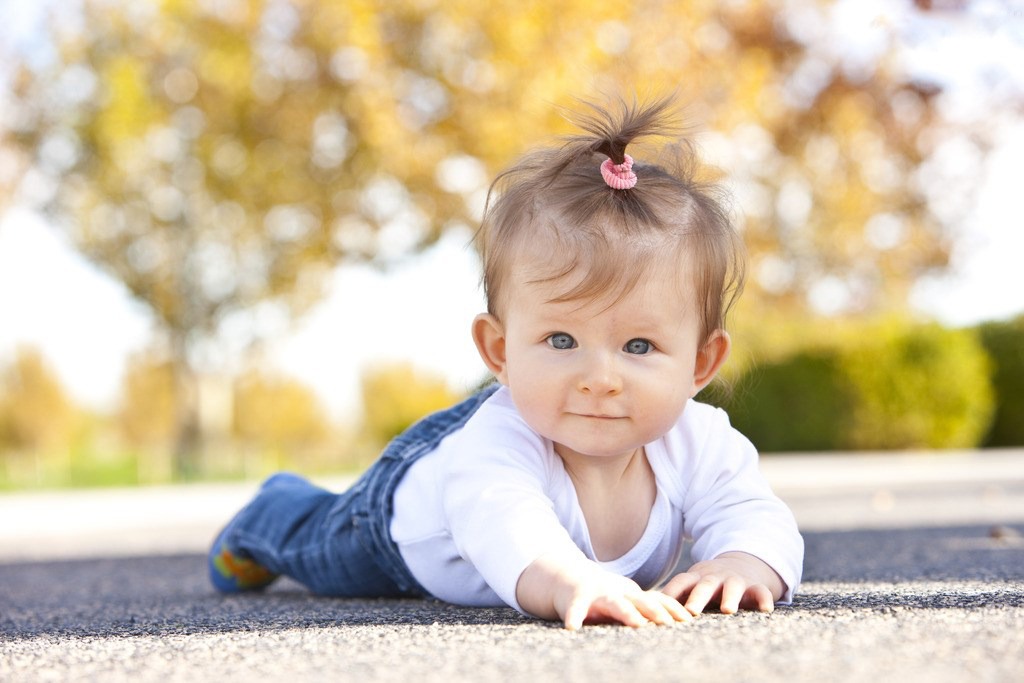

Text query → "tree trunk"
[170,335,202,480]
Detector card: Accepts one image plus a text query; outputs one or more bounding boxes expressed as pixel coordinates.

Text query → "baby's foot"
[208,529,278,592]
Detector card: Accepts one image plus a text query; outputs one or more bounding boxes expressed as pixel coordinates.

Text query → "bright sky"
[1,0,1023,419]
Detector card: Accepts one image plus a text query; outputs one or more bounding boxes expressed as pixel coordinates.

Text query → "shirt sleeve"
[678,404,804,603]
[441,408,587,613]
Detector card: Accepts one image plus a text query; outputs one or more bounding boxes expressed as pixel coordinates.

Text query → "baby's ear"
[472,313,509,385]
[690,330,731,397]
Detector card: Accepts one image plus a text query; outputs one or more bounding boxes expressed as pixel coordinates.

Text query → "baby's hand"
[517,553,692,630]
[556,571,693,631]
[659,551,785,616]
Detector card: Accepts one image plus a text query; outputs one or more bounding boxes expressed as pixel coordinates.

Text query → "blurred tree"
[3,0,1012,471]
[119,351,177,447]
[0,347,76,454]
[233,369,328,449]
[114,352,178,482]
[360,363,462,447]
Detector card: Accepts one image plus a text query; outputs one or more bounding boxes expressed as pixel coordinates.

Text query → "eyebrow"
[532,304,679,332]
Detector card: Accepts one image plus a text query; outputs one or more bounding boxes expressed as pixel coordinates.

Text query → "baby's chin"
[552,439,650,462]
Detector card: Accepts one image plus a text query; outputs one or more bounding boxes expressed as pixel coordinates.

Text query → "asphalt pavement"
[2,449,1023,682]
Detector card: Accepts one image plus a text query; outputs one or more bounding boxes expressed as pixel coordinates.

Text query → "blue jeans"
[218,384,499,597]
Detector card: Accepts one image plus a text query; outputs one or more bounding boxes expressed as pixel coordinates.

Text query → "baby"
[209,96,803,629]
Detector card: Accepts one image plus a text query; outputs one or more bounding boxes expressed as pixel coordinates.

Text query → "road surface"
[2,450,1023,682]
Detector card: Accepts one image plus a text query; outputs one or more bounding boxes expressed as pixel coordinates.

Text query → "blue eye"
[547,333,576,350]
[624,338,653,355]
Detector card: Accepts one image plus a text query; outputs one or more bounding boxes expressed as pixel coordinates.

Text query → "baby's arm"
[659,551,785,615]
[662,405,804,615]
[516,550,692,630]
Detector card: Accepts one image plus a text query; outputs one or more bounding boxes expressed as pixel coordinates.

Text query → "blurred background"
[0,0,1022,491]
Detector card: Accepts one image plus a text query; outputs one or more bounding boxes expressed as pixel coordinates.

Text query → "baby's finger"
[660,572,701,601]
[630,592,674,625]
[565,594,647,630]
[654,591,694,623]
[683,575,722,616]
[563,595,592,631]
[585,595,647,629]
[718,575,748,615]
[740,584,775,613]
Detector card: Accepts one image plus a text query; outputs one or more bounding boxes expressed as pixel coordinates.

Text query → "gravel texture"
[3,523,1023,683]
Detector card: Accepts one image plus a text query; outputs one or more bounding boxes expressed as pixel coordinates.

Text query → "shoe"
[208,527,279,593]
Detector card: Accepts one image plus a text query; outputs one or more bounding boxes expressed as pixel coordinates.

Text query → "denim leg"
[218,383,501,599]
[222,472,406,597]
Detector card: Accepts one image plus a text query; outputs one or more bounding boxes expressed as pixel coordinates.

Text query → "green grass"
[0,444,373,492]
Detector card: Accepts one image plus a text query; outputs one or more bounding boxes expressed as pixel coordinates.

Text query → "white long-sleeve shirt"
[389,387,803,613]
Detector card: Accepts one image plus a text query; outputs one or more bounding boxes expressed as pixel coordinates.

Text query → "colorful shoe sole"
[208,529,279,593]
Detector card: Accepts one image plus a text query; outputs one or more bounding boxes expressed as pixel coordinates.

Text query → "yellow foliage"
[0,348,76,453]
[119,353,177,446]
[732,48,774,118]
[96,56,158,146]
[233,371,329,448]
[8,0,973,328]
[360,363,464,446]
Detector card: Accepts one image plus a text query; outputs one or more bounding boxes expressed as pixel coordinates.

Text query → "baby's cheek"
[646,377,691,422]
[506,381,556,427]
[644,364,687,394]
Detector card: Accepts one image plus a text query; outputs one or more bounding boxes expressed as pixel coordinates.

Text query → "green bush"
[841,322,993,449]
[704,351,853,452]
[704,321,995,451]
[978,315,1024,446]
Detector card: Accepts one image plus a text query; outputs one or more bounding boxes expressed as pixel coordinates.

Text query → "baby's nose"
[577,353,622,395]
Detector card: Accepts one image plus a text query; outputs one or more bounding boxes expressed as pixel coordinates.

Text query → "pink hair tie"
[600,154,637,190]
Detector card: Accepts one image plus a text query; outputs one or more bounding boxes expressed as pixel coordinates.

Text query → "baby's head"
[475,95,744,350]
[471,95,746,459]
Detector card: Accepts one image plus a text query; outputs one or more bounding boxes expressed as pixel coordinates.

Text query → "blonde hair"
[475,95,745,346]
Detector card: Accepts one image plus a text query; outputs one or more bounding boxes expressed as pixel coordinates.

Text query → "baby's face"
[495,262,711,463]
